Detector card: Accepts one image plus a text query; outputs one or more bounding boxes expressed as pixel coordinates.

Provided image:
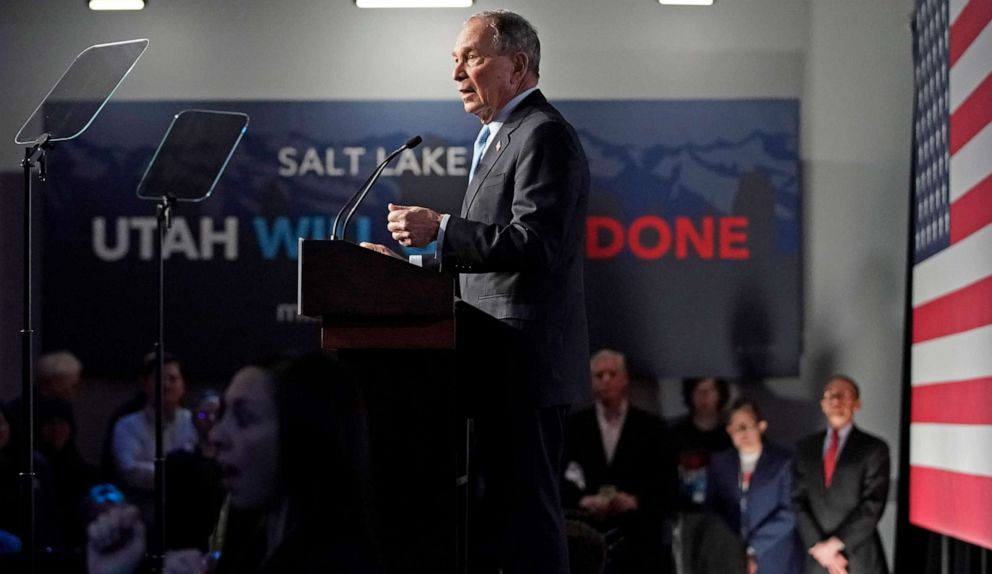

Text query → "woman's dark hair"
[727,396,765,423]
[681,377,730,411]
[217,351,377,573]
[274,352,372,538]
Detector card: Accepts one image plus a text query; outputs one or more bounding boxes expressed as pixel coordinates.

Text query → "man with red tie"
[793,375,890,574]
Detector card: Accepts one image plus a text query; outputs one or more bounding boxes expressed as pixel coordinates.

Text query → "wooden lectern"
[298,240,534,574]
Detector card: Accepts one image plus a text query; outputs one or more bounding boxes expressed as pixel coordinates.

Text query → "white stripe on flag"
[950,121,992,202]
[910,422,992,477]
[950,0,968,26]
[912,324,992,385]
[912,224,992,306]
[950,16,992,112]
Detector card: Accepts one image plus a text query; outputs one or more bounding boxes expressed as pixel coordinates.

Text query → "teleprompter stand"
[135,110,248,572]
[13,38,149,574]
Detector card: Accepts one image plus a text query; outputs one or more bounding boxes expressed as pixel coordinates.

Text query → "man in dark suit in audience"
[562,349,677,573]
[793,375,889,574]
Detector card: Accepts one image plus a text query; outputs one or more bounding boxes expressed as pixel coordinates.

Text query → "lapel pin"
[495,140,502,153]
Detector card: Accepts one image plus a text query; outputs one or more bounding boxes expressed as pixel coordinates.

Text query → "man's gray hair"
[469,10,541,78]
[37,351,82,380]
[590,348,626,372]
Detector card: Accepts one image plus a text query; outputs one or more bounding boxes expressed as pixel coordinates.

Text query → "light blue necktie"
[469,124,491,182]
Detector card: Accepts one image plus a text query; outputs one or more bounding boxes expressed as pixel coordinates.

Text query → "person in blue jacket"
[706,397,801,574]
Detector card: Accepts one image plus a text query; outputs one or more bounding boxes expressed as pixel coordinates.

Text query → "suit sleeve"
[632,415,678,519]
[560,413,593,509]
[833,440,890,551]
[441,120,586,273]
[792,443,825,549]
[748,457,798,559]
[705,450,746,537]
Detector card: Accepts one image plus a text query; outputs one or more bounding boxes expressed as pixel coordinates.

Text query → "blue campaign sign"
[42,99,800,380]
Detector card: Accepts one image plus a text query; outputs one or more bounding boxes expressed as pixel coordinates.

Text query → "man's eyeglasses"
[727,423,759,434]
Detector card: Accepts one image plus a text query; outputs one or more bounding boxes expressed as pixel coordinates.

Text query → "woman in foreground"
[87,352,379,574]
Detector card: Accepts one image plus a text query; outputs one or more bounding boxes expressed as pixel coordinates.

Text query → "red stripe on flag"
[950,172,992,243]
[911,378,992,424]
[910,466,992,550]
[950,0,992,67]
[912,275,992,343]
[950,72,992,154]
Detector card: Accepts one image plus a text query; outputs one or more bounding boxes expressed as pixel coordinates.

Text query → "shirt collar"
[486,87,539,131]
[824,421,854,452]
[595,398,629,424]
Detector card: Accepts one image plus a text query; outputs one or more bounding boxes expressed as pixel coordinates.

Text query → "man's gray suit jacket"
[430,89,590,407]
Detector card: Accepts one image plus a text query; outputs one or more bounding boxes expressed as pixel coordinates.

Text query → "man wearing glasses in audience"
[793,375,890,574]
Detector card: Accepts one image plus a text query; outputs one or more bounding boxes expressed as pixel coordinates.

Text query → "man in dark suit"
[363,10,589,574]
[562,349,677,573]
[793,375,889,574]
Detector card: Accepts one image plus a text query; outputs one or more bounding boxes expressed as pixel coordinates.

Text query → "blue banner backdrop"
[41,99,800,380]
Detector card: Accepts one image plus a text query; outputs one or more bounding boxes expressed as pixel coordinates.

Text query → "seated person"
[6,350,84,455]
[110,353,197,522]
[35,396,100,549]
[562,349,678,573]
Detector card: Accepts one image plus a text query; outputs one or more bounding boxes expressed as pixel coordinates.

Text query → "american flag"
[910,0,992,550]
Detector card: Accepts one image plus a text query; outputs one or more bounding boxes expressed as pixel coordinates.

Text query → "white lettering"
[200,217,238,260]
[324,149,345,176]
[393,149,422,176]
[277,147,298,177]
[298,148,325,177]
[447,146,468,176]
[422,147,445,176]
[343,147,365,176]
[92,217,129,261]
[131,217,158,260]
[163,219,199,260]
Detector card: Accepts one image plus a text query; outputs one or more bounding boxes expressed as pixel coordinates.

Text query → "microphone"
[331,135,423,241]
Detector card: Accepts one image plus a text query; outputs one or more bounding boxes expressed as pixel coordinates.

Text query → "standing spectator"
[671,377,732,506]
[707,398,801,574]
[562,349,678,573]
[110,353,197,523]
[793,375,889,574]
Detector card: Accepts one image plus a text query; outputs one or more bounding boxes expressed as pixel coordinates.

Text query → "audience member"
[562,349,678,573]
[2,380,62,550]
[35,396,100,548]
[99,355,164,481]
[110,353,197,522]
[166,391,225,551]
[793,375,889,574]
[0,403,20,546]
[706,398,801,574]
[88,352,379,574]
[671,377,732,506]
[6,350,84,452]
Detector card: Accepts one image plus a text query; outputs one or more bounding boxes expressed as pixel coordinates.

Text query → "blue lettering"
[253,215,373,259]
[254,216,310,259]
